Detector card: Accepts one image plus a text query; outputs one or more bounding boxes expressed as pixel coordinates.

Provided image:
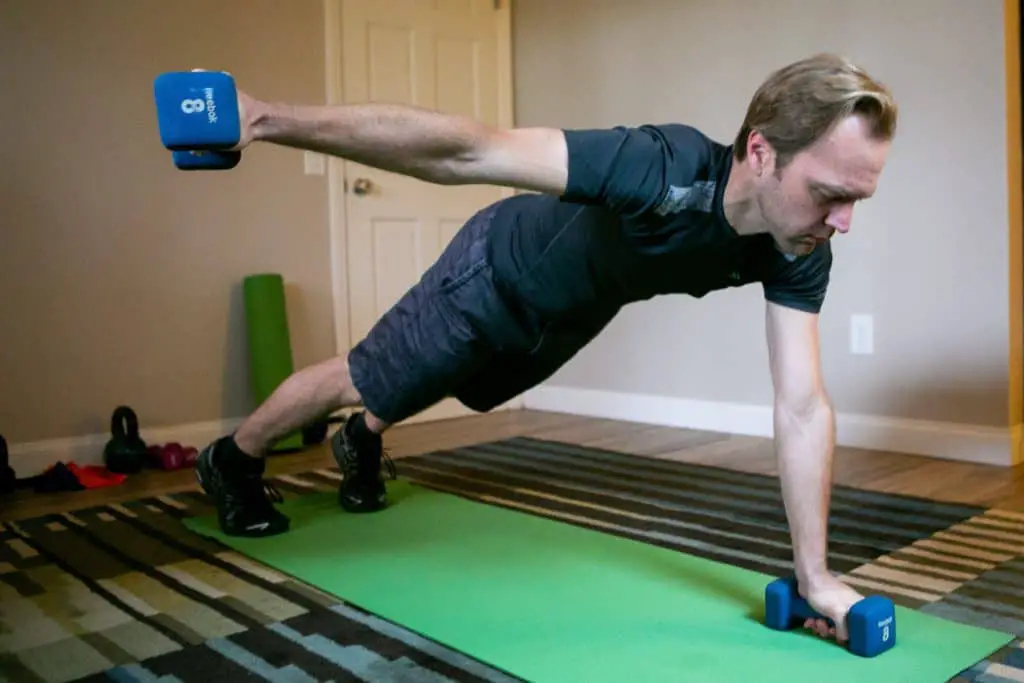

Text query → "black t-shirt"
[484,123,832,320]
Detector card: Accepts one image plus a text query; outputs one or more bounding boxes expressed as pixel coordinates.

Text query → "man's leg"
[195,201,522,537]
[193,352,380,538]
[232,354,368,458]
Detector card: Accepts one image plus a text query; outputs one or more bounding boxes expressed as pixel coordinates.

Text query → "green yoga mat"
[242,273,301,451]
[185,480,1013,682]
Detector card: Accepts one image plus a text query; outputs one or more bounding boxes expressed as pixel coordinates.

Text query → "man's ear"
[746,130,775,177]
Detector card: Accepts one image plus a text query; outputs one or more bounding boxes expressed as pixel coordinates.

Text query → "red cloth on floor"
[65,462,128,488]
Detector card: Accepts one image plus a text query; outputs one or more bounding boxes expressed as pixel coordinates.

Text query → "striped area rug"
[1,436,1023,682]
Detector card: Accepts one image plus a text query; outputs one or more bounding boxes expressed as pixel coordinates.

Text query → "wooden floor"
[4,409,1024,522]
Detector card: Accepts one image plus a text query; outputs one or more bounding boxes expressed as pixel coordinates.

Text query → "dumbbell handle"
[764,577,837,632]
[788,594,836,628]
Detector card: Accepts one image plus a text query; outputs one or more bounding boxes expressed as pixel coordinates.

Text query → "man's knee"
[345,340,433,425]
[454,355,557,413]
[296,354,362,406]
[332,353,362,405]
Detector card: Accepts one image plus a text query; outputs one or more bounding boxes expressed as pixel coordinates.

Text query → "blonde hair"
[733,53,898,168]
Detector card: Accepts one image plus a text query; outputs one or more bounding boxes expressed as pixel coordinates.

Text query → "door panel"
[339,0,513,423]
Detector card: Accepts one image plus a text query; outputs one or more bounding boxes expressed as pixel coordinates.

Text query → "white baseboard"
[7,418,245,479]
[8,387,1011,478]
[6,397,526,480]
[522,385,1018,467]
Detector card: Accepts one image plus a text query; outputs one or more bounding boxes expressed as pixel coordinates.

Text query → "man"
[193,53,897,646]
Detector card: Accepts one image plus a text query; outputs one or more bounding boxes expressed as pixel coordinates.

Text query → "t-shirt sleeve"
[559,124,710,219]
[762,242,833,314]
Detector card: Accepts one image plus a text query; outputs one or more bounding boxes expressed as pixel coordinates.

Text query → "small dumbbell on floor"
[153,70,243,171]
[764,576,896,657]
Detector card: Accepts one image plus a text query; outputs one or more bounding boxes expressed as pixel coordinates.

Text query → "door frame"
[321,0,522,417]
[1008,0,1023,462]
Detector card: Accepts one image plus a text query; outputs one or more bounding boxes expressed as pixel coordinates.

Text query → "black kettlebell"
[103,406,148,474]
[0,433,15,494]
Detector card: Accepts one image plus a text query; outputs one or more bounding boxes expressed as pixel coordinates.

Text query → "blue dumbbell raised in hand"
[764,576,896,657]
[153,70,243,170]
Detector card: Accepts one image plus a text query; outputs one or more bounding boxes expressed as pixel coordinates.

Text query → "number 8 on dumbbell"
[180,98,206,115]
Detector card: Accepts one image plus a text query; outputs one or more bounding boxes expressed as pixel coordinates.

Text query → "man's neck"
[722,158,769,236]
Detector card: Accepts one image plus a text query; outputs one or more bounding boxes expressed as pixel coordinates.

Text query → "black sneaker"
[194,437,290,537]
[332,414,396,512]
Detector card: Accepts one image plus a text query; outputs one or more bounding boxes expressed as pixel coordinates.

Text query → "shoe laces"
[340,440,397,483]
[258,479,284,504]
[381,449,397,480]
[224,472,283,512]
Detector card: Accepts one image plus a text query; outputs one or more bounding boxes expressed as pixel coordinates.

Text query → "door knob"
[351,178,373,196]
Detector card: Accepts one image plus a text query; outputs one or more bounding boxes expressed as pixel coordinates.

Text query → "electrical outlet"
[303,151,325,176]
[850,314,874,355]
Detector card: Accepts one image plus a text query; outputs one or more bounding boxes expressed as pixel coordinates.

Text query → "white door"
[331,0,516,424]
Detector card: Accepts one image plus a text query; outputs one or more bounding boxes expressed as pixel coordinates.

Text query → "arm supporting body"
[765,300,835,589]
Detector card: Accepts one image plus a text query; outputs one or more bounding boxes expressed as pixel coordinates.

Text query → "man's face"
[754,115,891,256]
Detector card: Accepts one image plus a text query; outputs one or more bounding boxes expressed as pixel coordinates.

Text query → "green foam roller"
[242,273,303,451]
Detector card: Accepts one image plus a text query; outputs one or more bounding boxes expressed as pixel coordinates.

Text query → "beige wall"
[1,0,335,443]
[512,0,1018,429]
[1,0,1017,449]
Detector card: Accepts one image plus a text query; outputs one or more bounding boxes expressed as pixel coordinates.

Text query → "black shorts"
[347,202,617,424]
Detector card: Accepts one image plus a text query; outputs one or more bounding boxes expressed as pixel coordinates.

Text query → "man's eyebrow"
[812,182,866,200]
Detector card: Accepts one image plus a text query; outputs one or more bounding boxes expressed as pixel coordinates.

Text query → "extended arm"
[235,89,703,218]
[244,97,569,194]
[765,301,834,587]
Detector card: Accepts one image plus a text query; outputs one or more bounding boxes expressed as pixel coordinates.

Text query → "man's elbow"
[775,390,832,425]
[449,127,569,193]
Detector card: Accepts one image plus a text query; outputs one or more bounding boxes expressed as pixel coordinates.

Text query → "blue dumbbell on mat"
[171,149,241,171]
[764,576,896,657]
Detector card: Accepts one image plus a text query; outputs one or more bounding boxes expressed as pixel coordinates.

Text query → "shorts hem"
[346,345,406,425]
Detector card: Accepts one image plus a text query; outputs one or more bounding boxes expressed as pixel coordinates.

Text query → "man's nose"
[827,203,854,234]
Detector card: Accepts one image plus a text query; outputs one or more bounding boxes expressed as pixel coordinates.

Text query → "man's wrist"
[796,563,832,590]
[247,100,281,143]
